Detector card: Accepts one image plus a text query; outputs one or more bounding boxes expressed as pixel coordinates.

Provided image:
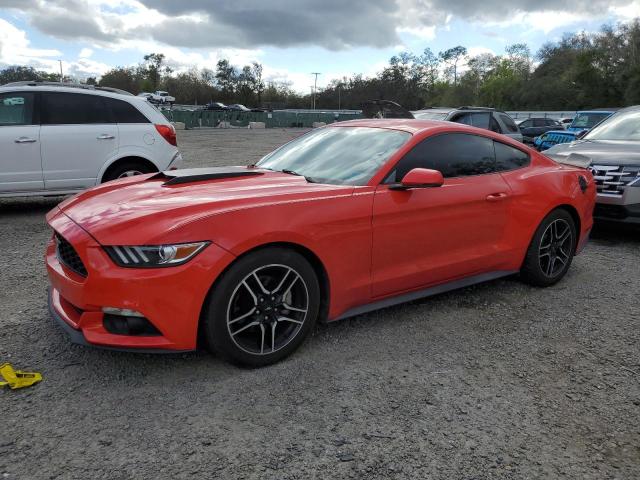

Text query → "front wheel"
[202,247,320,367]
[520,209,577,287]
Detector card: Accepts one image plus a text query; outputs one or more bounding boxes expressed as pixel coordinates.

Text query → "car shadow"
[590,222,640,245]
[0,196,65,215]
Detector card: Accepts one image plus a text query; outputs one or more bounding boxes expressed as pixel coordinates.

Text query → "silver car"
[545,106,640,224]
[412,107,523,143]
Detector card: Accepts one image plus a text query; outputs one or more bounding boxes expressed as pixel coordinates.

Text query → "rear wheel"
[102,161,156,182]
[520,209,577,287]
[202,247,320,367]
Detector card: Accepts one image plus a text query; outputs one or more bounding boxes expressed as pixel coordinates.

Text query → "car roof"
[576,109,618,114]
[329,118,498,135]
[0,83,138,101]
[412,108,454,114]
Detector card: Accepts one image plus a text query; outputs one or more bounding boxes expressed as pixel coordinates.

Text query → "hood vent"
[151,167,264,186]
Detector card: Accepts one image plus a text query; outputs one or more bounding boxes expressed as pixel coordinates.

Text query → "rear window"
[41,92,110,124]
[105,98,149,123]
[413,111,448,120]
[0,92,34,126]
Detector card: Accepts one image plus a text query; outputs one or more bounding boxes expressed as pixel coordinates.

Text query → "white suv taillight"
[155,124,177,147]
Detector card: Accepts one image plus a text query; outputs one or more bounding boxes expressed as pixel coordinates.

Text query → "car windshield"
[257,127,411,185]
[585,109,640,141]
[571,112,610,129]
[413,112,448,120]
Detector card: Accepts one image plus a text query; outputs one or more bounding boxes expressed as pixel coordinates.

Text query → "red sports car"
[46,120,596,366]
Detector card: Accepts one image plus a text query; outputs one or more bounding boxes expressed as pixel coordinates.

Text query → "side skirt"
[332,270,518,321]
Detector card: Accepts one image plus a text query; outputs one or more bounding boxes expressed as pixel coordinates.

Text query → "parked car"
[137,91,175,105]
[516,117,564,144]
[46,119,594,366]
[545,105,640,224]
[560,117,574,129]
[412,106,523,142]
[205,102,228,111]
[0,82,182,197]
[534,110,616,151]
[226,104,251,112]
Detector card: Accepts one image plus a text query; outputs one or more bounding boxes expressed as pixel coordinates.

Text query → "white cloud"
[397,26,437,41]
[79,48,93,58]
[0,18,61,68]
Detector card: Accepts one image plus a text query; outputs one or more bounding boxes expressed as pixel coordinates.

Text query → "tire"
[520,209,577,287]
[202,247,320,367]
[102,161,156,183]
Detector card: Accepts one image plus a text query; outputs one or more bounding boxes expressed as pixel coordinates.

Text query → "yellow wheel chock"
[0,363,42,390]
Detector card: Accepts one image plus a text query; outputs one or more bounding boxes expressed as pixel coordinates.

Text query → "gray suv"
[545,106,640,224]
[412,107,523,142]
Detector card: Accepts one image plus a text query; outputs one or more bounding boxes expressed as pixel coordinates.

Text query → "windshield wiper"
[280,169,318,183]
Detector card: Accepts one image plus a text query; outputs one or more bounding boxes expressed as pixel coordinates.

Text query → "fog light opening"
[103,313,162,337]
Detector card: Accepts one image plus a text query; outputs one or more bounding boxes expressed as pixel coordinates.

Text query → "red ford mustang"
[46,119,595,366]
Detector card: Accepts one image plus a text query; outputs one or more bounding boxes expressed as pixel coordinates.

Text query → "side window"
[453,112,491,129]
[105,98,150,123]
[520,119,532,128]
[385,133,496,182]
[533,118,546,127]
[499,114,519,133]
[494,141,530,172]
[41,92,111,125]
[0,92,34,126]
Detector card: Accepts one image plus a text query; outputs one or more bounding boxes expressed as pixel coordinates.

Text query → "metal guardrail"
[163,106,578,129]
[506,111,577,120]
[163,109,363,129]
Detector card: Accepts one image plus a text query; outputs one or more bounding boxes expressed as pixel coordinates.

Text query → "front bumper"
[594,185,640,224]
[46,209,236,352]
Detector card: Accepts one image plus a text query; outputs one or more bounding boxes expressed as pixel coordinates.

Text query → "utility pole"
[311,72,321,110]
[59,60,63,83]
[337,83,341,110]
[309,86,314,110]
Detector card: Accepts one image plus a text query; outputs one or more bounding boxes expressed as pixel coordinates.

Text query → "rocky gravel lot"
[1,128,639,479]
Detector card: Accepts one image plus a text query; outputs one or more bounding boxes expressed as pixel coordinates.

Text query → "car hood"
[54,167,355,245]
[545,140,640,166]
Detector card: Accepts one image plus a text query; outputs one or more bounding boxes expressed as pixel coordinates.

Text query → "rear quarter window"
[494,141,530,171]
[105,98,150,123]
[499,114,519,133]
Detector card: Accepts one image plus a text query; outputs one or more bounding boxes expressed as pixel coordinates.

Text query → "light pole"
[311,72,321,110]
[59,60,63,83]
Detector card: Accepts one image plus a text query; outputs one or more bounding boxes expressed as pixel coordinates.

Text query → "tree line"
[1,18,638,110]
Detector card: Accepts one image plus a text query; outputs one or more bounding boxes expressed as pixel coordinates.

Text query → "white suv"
[0,82,183,197]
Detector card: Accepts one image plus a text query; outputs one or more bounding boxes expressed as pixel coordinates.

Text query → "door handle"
[97,134,115,140]
[486,192,509,202]
[14,137,37,144]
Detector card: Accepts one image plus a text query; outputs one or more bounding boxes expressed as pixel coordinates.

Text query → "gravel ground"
[1,129,639,480]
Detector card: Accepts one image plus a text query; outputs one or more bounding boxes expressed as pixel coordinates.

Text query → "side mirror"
[390,168,444,190]
[576,129,588,139]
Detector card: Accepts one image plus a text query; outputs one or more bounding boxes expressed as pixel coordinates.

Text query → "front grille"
[591,164,640,196]
[55,233,88,277]
[543,132,575,146]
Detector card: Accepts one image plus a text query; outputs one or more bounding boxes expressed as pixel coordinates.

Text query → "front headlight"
[104,242,209,267]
